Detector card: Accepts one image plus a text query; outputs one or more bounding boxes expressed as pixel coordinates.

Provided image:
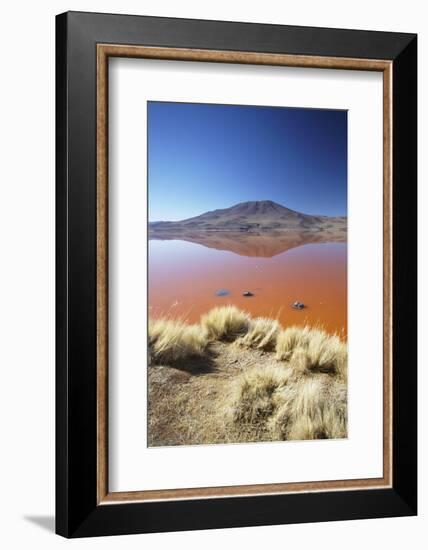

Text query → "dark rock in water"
[242,291,254,297]
[292,301,305,310]
[216,288,230,297]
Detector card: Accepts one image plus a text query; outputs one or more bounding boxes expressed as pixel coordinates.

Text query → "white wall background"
[0,1,424,548]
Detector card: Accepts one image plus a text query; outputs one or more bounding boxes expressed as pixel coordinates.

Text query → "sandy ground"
[148,341,284,447]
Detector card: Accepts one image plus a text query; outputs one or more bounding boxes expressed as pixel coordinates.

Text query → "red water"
[149,239,347,336]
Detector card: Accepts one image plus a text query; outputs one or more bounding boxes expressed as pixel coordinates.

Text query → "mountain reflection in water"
[149,229,346,258]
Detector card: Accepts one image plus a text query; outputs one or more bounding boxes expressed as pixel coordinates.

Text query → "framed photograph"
[56,11,417,537]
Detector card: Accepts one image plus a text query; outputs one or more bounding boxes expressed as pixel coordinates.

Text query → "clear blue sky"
[148,101,347,221]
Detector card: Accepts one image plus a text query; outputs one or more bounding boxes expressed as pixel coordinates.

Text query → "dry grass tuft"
[276,326,347,380]
[224,363,347,441]
[270,377,347,440]
[149,318,208,365]
[223,323,347,441]
[201,306,251,342]
[226,364,293,425]
[275,326,312,361]
[235,317,280,351]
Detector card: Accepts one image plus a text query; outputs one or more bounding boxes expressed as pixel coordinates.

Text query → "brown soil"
[148,341,284,447]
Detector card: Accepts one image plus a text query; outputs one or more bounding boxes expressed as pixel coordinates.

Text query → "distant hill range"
[149,200,346,233]
[149,201,347,257]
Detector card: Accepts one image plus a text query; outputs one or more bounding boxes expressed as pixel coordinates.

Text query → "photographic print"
[148,101,348,447]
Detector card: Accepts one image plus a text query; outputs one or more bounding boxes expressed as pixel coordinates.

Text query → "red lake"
[149,235,347,337]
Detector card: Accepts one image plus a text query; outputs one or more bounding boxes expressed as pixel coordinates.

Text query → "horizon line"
[148,199,348,223]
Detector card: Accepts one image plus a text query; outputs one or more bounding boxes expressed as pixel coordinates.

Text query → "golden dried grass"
[235,317,281,351]
[270,377,347,440]
[201,305,251,341]
[223,323,347,441]
[148,318,208,365]
[148,308,348,442]
[224,363,347,441]
[276,326,347,381]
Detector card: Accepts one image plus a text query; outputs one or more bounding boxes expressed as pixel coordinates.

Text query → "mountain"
[149,200,347,233]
